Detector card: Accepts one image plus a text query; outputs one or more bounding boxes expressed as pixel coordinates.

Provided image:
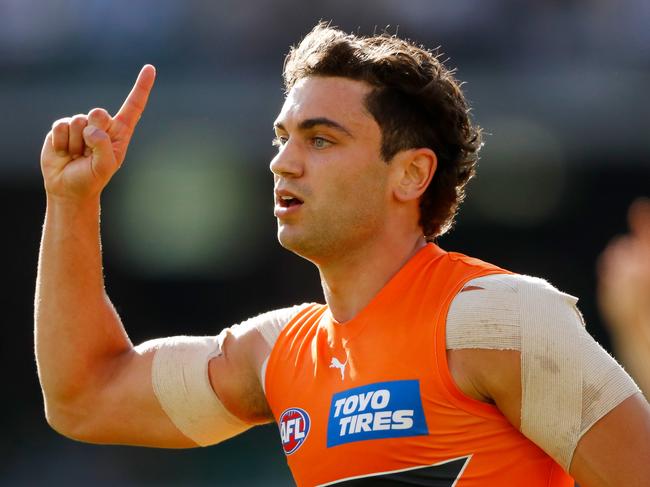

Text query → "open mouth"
[279,195,304,208]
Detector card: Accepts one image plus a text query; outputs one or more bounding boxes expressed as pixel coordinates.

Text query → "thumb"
[83,125,118,179]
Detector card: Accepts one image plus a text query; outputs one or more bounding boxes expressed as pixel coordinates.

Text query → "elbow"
[45,411,78,441]
[43,396,97,443]
[43,400,79,440]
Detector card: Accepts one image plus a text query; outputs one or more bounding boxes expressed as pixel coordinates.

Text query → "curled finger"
[68,114,88,158]
[51,118,71,155]
[87,107,112,132]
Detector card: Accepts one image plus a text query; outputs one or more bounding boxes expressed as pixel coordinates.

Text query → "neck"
[318,233,427,323]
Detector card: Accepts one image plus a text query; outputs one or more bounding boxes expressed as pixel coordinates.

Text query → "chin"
[277,226,301,251]
[277,227,322,263]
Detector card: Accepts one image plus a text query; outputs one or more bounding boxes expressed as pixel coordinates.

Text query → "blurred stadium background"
[1,0,648,485]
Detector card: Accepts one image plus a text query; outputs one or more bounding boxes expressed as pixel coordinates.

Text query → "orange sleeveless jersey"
[265,244,574,486]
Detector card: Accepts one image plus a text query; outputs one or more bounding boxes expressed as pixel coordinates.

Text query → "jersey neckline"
[321,243,447,341]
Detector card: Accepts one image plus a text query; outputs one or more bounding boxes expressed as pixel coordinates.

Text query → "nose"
[270,141,304,179]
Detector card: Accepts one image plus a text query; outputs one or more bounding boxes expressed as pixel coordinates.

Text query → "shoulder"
[205,304,314,420]
[235,303,317,349]
[446,273,580,351]
[446,273,642,472]
[212,303,317,377]
[451,272,575,304]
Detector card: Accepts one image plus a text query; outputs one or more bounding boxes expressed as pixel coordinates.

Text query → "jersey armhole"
[263,303,325,406]
[433,270,515,421]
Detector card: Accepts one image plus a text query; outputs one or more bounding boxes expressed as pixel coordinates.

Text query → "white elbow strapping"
[151,333,251,446]
[446,274,640,470]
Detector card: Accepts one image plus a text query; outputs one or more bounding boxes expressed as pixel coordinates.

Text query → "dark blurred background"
[2,0,648,485]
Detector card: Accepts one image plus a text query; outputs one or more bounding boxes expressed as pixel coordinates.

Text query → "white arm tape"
[253,304,313,392]
[150,334,252,446]
[446,274,641,470]
[251,303,312,349]
[149,304,310,447]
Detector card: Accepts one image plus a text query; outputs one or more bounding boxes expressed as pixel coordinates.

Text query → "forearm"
[35,196,132,413]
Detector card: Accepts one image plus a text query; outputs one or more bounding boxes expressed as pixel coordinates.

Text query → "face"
[270,76,393,264]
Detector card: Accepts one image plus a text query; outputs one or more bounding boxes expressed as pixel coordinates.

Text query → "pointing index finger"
[114,64,156,131]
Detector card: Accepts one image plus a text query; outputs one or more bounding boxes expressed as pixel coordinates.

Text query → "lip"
[274,188,304,218]
[274,204,302,218]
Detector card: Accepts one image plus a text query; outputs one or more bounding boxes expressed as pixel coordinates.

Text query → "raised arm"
[34,67,268,447]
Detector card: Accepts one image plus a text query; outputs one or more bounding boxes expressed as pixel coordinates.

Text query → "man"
[35,24,650,486]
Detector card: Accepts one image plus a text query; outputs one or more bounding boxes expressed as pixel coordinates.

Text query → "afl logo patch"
[279,407,311,455]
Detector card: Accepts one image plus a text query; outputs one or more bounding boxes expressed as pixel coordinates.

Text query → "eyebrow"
[274,117,354,138]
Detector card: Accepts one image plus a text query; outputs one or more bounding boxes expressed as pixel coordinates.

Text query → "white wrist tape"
[446,274,640,470]
[151,334,252,446]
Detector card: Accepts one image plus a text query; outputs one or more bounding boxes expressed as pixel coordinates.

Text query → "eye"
[272,135,288,148]
[312,137,332,149]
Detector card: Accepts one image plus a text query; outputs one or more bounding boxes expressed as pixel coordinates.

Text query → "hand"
[598,199,650,338]
[40,65,156,202]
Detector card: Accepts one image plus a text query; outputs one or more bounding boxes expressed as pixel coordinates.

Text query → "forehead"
[275,76,376,132]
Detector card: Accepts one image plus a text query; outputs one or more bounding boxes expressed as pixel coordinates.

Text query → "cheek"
[309,143,389,216]
[336,166,389,221]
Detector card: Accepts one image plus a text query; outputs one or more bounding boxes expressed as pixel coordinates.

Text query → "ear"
[392,148,437,202]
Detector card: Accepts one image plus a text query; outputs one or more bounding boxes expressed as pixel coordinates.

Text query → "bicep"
[83,329,265,448]
[485,356,650,487]
[206,303,315,425]
[570,393,650,487]
[207,327,274,424]
[72,304,305,448]
[67,342,198,448]
[450,274,643,475]
[207,304,312,422]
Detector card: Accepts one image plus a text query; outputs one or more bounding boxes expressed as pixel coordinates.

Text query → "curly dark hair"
[283,23,482,240]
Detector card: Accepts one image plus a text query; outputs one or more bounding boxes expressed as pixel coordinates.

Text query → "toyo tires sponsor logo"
[327,380,428,447]
[279,407,311,455]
